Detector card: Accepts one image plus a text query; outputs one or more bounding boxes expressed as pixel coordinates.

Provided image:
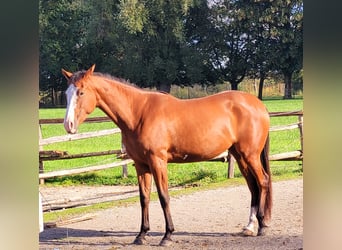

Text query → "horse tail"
[261,133,272,224]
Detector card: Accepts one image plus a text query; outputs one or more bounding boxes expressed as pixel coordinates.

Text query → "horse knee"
[261,173,270,188]
[139,192,150,207]
[158,192,170,207]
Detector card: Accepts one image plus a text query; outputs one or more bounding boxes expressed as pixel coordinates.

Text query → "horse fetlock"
[133,236,147,245]
[256,215,269,236]
[257,209,265,219]
[257,213,270,228]
[160,237,173,247]
[134,230,151,245]
[257,226,268,236]
[134,231,150,245]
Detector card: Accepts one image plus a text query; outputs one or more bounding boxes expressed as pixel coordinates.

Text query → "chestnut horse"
[62,65,272,246]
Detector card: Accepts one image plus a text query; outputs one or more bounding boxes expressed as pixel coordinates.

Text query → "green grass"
[39,97,303,187]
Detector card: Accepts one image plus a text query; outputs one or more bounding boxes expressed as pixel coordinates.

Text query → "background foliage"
[39,0,302,101]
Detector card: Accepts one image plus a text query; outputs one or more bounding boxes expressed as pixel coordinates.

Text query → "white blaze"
[64,84,78,133]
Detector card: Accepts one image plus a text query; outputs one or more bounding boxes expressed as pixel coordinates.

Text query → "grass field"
[39,97,303,187]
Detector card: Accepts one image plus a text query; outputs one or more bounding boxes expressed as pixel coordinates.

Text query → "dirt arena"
[39,179,303,249]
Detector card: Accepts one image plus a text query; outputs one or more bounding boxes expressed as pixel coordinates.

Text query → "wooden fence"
[39,110,303,183]
[38,117,132,184]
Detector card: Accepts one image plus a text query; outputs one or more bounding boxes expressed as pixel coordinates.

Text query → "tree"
[83,1,122,74]
[265,0,303,99]
[117,0,199,92]
[235,0,275,99]
[39,0,89,93]
[184,1,221,86]
[39,0,302,101]
[188,0,252,90]
[218,0,303,99]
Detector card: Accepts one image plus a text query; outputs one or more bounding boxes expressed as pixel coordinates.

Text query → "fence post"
[227,151,236,178]
[298,114,304,169]
[39,192,44,232]
[121,141,128,178]
[122,164,128,178]
[39,125,45,185]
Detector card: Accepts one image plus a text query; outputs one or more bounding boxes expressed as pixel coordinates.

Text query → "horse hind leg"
[245,154,272,236]
[229,147,259,236]
[243,173,260,236]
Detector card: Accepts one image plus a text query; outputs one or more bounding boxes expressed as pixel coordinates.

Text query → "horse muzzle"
[64,119,78,134]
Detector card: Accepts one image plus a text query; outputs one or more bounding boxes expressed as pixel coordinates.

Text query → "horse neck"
[94,76,145,131]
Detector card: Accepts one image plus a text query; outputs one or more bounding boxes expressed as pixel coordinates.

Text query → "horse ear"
[85,64,96,77]
[62,69,73,80]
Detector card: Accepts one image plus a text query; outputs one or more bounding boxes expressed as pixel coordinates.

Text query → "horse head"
[62,64,97,134]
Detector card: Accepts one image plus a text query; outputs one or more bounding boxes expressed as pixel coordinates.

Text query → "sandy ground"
[39,178,303,249]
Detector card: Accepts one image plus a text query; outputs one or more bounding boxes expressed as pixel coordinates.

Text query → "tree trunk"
[258,73,265,100]
[156,81,171,93]
[51,88,56,106]
[253,79,258,96]
[283,72,293,99]
[230,81,239,90]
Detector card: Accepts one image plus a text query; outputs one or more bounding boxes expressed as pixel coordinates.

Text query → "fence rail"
[39,110,303,182]
[39,128,121,146]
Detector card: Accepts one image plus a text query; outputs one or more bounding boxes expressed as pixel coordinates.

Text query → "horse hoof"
[159,238,173,247]
[242,228,256,237]
[133,237,147,245]
[257,227,268,236]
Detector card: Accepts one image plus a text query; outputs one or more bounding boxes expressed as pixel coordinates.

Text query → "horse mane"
[69,70,86,84]
[93,72,144,90]
[70,70,169,95]
[93,72,129,85]
[94,72,170,95]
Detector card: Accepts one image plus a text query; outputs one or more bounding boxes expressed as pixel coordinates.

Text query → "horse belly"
[168,147,228,163]
[168,152,221,163]
[168,128,233,163]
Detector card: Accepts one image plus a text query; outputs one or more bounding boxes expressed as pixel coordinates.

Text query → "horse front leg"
[150,156,175,246]
[133,164,152,245]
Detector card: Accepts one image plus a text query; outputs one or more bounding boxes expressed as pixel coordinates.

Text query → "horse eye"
[79,91,84,96]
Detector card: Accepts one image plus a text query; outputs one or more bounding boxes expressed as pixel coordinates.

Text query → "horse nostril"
[64,120,75,134]
[68,120,78,134]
